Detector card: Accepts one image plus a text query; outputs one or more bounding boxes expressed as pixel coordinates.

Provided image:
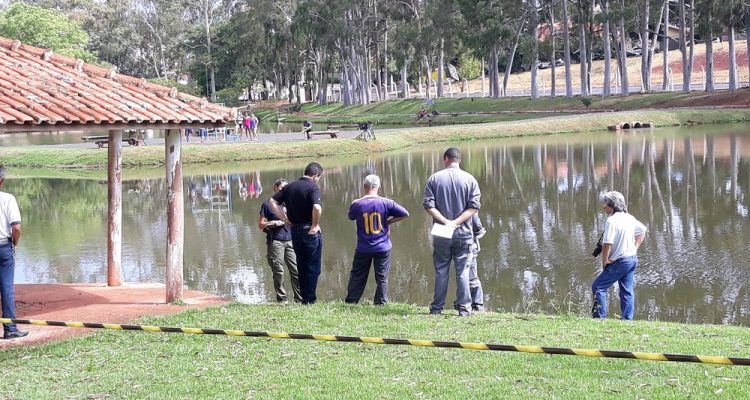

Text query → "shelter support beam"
[107,129,123,286]
[165,129,184,302]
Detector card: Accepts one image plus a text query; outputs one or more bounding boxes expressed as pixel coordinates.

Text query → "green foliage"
[147,78,201,97]
[580,96,593,109]
[457,53,482,80]
[0,2,97,62]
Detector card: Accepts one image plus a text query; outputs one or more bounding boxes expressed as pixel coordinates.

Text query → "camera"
[592,234,603,257]
[591,243,602,257]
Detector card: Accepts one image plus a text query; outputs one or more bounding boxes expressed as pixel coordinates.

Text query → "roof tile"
[0,37,233,130]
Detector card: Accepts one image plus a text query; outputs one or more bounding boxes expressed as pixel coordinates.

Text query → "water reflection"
[9,125,750,325]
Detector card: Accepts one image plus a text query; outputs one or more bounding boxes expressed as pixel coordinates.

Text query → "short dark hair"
[273,178,287,188]
[304,162,323,177]
[443,147,461,162]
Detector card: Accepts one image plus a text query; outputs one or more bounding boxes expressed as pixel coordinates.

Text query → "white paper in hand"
[430,223,455,239]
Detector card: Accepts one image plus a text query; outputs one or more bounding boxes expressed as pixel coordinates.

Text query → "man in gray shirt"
[423,148,481,316]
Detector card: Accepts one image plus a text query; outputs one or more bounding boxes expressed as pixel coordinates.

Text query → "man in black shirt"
[269,162,324,304]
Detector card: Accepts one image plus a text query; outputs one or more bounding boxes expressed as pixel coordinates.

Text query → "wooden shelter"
[0,37,233,302]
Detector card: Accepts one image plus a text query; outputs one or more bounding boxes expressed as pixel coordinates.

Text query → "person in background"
[249,113,259,141]
[466,213,486,312]
[303,120,313,140]
[0,166,27,340]
[259,179,302,303]
[184,128,192,144]
[423,147,481,316]
[345,174,409,305]
[269,162,324,305]
[591,191,647,320]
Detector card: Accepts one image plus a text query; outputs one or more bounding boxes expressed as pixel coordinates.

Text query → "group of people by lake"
[255,148,648,319]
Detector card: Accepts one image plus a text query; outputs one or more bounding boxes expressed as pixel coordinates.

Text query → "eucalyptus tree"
[424,0,464,98]
[573,0,594,96]
[561,0,573,97]
[610,0,633,96]
[597,0,613,96]
[638,0,668,92]
[457,0,526,98]
[695,0,716,92]
[678,0,695,93]
[183,0,237,101]
[530,0,541,99]
[717,0,745,91]
[387,0,423,99]
[130,0,191,79]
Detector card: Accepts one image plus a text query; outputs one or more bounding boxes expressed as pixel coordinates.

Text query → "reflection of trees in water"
[12,130,750,323]
[470,133,749,322]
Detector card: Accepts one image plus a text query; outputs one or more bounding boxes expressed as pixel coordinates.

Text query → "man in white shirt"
[592,191,647,320]
[0,166,26,339]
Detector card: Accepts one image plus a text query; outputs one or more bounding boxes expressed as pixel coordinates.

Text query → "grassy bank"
[1,303,748,399]
[2,108,750,170]
[267,91,750,125]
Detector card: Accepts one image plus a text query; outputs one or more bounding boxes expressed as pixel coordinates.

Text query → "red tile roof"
[0,37,233,130]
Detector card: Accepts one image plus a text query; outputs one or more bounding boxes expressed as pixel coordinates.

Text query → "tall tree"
[0,2,97,62]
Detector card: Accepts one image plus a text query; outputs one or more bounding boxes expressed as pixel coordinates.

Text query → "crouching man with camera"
[591,191,647,320]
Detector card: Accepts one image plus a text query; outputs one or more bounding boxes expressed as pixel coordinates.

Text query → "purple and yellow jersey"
[348,196,409,253]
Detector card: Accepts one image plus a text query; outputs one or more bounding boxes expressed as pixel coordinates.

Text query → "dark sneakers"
[3,330,29,340]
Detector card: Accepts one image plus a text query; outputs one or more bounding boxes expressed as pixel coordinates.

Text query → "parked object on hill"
[607,121,653,131]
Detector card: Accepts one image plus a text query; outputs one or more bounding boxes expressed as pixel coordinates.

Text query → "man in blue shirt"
[259,178,301,303]
[423,148,481,316]
[269,162,324,304]
[345,175,409,305]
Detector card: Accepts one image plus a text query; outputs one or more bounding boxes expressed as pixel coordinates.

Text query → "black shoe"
[3,330,28,340]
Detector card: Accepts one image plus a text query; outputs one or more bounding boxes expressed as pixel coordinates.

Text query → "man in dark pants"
[0,165,27,340]
[423,148,481,316]
[345,174,409,305]
[269,162,324,304]
[259,178,302,303]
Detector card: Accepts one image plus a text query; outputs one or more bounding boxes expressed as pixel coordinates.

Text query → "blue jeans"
[0,242,18,333]
[430,237,473,315]
[290,225,322,304]
[345,250,391,305]
[591,256,637,320]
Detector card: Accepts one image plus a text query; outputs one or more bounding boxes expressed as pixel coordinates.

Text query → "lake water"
[8,123,750,325]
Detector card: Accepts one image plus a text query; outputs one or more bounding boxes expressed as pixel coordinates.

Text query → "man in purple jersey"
[345,174,409,305]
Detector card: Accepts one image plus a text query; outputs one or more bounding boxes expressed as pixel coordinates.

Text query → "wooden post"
[107,129,123,286]
[165,129,184,302]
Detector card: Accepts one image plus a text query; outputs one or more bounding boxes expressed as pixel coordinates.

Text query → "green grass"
[3,108,750,170]
[1,303,748,399]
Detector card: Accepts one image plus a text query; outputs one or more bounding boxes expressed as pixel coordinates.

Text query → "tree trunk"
[400,54,410,99]
[437,38,445,97]
[531,0,540,99]
[662,0,669,90]
[423,54,431,99]
[492,45,501,98]
[579,16,589,96]
[706,27,714,92]
[640,0,650,92]
[746,5,750,88]
[549,4,557,97]
[619,10,630,96]
[384,21,389,100]
[729,26,737,91]
[503,15,527,96]
[600,0,612,97]
[562,0,573,97]
[647,0,667,91]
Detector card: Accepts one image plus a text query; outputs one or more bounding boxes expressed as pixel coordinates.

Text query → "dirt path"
[0,283,228,349]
